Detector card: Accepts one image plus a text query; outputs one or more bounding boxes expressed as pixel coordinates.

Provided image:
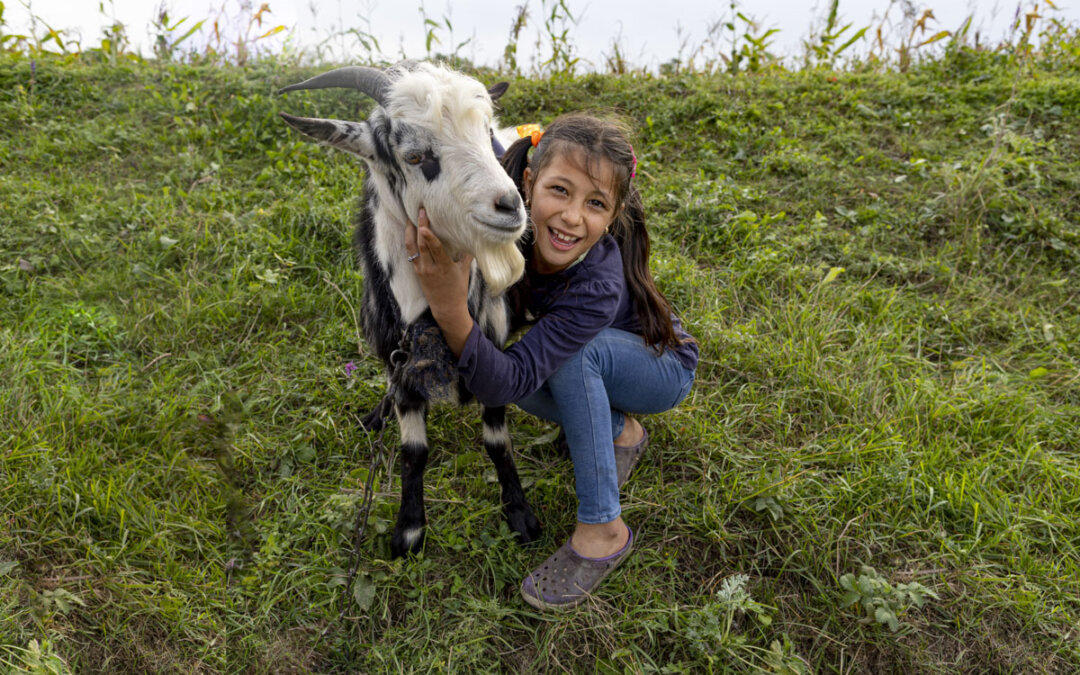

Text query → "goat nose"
[495,190,521,214]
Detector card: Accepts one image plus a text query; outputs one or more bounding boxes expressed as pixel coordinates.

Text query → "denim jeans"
[514,328,696,524]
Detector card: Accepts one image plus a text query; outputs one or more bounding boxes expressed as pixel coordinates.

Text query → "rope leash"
[339,341,409,610]
[314,335,412,655]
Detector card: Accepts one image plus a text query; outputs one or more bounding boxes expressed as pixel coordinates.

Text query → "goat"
[278,61,542,558]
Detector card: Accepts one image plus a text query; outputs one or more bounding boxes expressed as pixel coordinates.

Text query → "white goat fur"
[391,64,524,294]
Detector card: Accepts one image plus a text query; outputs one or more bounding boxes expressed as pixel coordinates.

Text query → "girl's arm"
[456,292,617,406]
[405,208,474,357]
[408,211,623,407]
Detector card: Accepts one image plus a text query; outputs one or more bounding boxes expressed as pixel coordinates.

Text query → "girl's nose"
[564,201,584,227]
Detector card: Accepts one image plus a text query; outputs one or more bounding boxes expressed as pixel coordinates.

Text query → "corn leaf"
[918,30,952,48]
[173,19,206,47]
[257,25,286,40]
[836,26,869,55]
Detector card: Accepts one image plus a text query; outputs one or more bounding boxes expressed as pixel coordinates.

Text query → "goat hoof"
[390,524,426,558]
[506,504,542,545]
[360,408,387,432]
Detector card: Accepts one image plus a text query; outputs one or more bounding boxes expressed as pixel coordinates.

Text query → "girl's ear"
[523,167,534,203]
[608,206,623,233]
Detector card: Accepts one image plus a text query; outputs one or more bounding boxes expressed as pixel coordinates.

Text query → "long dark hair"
[501,113,685,353]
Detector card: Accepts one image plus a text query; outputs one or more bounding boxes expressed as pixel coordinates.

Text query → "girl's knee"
[546,329,633,395]
[567,333,618,372]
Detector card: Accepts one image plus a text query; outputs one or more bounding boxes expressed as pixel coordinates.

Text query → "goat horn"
[277,66,390,107]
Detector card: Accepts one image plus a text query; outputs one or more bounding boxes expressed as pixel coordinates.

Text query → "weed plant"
[1,2,1079,674]
[4,0,1079,76]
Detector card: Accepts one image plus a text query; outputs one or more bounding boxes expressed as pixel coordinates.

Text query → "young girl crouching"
[406,113,698,610]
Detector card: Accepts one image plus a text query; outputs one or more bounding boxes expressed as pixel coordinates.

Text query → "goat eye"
[403,152,423,165]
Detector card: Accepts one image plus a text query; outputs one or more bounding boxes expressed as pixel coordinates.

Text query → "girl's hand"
[404,208,475,357]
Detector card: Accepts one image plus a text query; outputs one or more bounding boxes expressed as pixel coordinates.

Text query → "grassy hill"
[1,52,1078,673]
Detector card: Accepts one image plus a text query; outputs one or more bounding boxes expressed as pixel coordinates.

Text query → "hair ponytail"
[610,185,682,353]
[500,136,534,196]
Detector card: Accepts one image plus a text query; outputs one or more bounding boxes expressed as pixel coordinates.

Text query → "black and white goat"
[278,61,541,557]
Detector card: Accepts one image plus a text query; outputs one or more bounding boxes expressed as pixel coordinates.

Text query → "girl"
[405,113,698,610]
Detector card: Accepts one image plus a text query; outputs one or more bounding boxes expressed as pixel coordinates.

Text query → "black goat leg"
[482,405,542,544]
[390,391,429,557]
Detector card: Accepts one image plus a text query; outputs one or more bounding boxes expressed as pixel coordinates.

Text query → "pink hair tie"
[629,145,637,179]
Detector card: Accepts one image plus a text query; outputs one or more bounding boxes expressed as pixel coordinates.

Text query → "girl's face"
[524,149,619,275]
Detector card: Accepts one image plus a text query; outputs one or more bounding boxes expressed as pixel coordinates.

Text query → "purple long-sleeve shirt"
[457,235,698,408]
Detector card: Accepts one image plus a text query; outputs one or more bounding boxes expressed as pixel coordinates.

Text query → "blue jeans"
[514,328,695,524]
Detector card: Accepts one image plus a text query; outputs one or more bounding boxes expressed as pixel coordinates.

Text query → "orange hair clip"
[516,123,544,147]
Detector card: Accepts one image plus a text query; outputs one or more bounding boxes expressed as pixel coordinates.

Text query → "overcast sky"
[5,1,1077,70]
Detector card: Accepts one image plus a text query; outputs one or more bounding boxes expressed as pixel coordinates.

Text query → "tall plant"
[537,0,577,77]
[151,3,205,63]
[418,2,471,65]
[804,0,869,69]
[502,3,529,75]
[725,6,780,74]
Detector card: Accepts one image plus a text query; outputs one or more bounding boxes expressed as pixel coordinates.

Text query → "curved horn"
[277,66,390,107]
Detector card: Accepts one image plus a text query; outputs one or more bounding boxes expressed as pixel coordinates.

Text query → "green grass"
[1,52,1078,673]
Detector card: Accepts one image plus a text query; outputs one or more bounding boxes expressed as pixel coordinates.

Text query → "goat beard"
[473,243,525,296]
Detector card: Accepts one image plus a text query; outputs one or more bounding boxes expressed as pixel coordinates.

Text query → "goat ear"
[279,113,374,159]
[487,82,510,101]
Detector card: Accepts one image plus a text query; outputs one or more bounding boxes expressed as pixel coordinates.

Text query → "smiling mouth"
[547,227,580,251]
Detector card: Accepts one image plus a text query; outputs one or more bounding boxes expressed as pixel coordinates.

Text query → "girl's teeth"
[549,228,578,251]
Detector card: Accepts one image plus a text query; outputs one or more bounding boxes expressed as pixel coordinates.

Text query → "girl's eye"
[589,199,607,210]
[551,185,567,195]
[404,153,423,165]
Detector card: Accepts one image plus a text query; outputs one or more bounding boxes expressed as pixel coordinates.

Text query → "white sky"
[4,1,1077,70]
